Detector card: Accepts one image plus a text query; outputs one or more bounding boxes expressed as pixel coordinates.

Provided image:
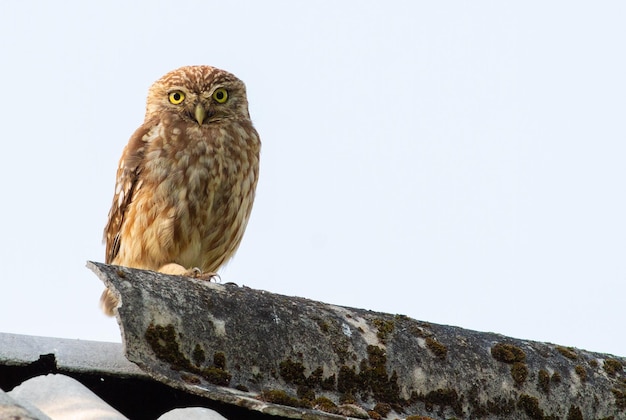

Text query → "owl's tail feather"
[100,288,118,317]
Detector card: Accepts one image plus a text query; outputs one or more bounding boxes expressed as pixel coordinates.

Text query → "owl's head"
[145,65,251,125]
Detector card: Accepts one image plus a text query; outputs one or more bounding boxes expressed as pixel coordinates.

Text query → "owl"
[100,65,261,316]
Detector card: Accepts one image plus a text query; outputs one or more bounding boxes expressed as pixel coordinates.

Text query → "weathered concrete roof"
[87,261,626,419]
[0,332,138,419]
[2,262,626,419]
[0,332,144,378]
[0,333,266,419]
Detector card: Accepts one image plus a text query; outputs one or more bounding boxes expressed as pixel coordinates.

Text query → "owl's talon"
[183,267,219,282]
[199,272,219,282]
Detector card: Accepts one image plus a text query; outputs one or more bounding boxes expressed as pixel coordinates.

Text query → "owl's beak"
[194,103,206,125]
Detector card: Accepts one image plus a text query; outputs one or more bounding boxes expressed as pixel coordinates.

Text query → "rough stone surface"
[89,261,626,419]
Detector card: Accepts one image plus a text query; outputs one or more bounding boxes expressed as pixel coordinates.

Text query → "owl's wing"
[103,123,156,264]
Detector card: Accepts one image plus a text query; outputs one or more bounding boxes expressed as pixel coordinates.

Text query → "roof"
[0,333,265,420]
[2,262,625,419]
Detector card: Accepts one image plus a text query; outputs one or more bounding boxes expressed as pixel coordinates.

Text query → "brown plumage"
[100,66,261,315]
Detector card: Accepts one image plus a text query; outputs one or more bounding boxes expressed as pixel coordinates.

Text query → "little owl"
[100,65,261,316]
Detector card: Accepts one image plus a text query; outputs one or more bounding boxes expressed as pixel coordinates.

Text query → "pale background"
[1,1,625,356]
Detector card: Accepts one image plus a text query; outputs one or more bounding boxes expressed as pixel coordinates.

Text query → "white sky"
[1,1,625,357]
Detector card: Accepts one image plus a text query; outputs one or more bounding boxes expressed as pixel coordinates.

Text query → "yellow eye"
[212,88,228,103]
[168,90,185,104]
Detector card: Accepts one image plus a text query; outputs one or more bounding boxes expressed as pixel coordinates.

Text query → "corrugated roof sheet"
[0,333,270,420]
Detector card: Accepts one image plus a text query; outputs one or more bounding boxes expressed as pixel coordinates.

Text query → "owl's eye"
[212,88,228,104]
[168,91,185,104]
